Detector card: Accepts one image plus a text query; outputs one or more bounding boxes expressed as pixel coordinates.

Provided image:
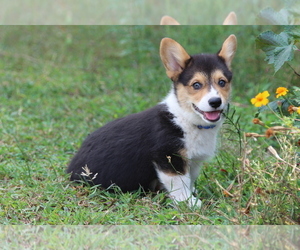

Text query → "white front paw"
[187,196,202,208]
[171,194,202,209]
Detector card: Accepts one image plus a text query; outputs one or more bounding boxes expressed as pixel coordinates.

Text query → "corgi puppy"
[67,35,237,208]
[160,11,237,25]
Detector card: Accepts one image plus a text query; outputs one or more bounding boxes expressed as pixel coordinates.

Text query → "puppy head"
[160,35,237,125]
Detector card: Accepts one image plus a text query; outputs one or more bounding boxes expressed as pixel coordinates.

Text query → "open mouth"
[192,104,222,122]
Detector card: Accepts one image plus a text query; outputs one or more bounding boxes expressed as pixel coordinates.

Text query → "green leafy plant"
[256,25,300,73]
[258,0,300,25]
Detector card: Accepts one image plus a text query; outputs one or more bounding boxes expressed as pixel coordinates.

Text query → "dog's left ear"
[218,34,237,69]
[160,38,191,80]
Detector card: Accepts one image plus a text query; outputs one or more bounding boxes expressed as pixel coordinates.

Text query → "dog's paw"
[187,196,202,209]
[171,194,202,209]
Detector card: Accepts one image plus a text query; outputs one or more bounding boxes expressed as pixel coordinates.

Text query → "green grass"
[0,26,299,226]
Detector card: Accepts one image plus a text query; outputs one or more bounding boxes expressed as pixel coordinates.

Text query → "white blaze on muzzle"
[192,87,225,122]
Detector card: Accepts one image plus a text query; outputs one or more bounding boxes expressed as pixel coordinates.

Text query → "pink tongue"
[204,111,221,121]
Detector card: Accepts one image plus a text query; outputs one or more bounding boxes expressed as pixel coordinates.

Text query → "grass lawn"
[0,25,299,226]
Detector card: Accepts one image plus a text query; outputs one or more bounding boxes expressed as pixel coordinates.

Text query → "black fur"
[67,104,186,192]
[179,54,232,85]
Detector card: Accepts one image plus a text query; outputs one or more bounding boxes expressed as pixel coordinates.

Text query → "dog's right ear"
[160,38,190,80]
[160,16,180,25]
[218,34,237,69]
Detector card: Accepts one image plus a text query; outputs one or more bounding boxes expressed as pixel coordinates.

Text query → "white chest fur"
[162,90,222,161]
[160,90,223,202]
[184,125,218,160]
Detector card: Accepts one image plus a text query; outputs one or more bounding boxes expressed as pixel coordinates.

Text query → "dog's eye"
[218,79,226,87]
[192,82,202,90]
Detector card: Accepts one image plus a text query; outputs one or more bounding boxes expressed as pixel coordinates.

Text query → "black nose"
[208,97,222,108]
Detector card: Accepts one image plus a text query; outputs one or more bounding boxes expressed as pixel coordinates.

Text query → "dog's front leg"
[156,170,201,208]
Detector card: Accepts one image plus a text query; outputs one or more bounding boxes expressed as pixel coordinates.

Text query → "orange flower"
[275,87,288,98]
[288,105,300,115]
[252,118,260,124]
[252,118,265,126]
[251,91,270,107]
[288,105,295,114]
[265,128,275,138]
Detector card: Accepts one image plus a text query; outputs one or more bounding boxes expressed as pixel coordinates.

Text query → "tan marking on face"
[211,69,232,102]
[175,70,231,111]
[176,72,210,112]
